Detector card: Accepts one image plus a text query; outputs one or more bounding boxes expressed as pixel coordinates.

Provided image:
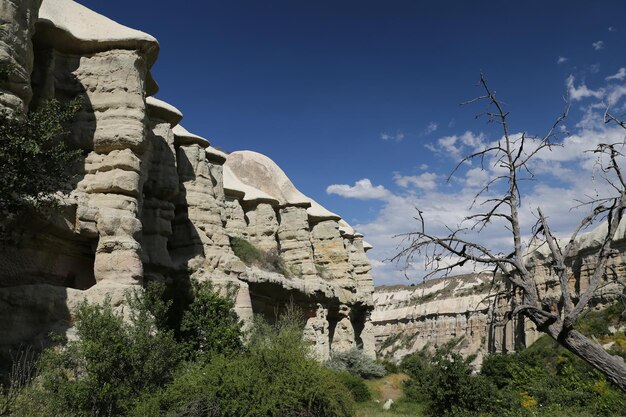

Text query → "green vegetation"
[398,302,626,417]
[326,348,386,379]
[229,236,291,276]
[0,282,357,417]
[1,280,623,417]
[132,311,355,417]
[0,98,82,228]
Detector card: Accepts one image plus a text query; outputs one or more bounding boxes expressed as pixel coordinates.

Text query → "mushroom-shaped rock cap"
[206,146,228,164]
[363,241,374,252]
[226,151,341,221]
[223,166,280,205]
[38,0,160,67]
[172,125,210,148]
[307,198,341,222]
[225,151,311,207]
[146,97,183,126]
[338,219,356,237]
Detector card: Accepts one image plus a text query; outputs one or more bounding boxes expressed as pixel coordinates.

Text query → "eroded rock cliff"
[0,0,375,361]
[373,219,626,365]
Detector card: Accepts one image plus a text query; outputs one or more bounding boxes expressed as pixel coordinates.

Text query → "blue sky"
[80,0,626,285]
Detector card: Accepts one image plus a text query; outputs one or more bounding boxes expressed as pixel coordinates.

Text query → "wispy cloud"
[330,74,626,285]
[381,131,405,142]
[557,56,568,64]
[425,131,486,158]
[592,40,605,51]
[326,178,391,200]
[606,67,626,81]
[566,75,604,101]
[423,122,438,135]
[608,26,615,32]
[393,172,439,190]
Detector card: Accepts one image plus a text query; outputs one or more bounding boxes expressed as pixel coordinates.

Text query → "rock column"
[245,202,279,252]
[277,206,317,277]
[0,0,41,112]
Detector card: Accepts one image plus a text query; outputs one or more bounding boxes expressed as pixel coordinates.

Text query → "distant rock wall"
[0,0,375,361]
[372,220,626,365]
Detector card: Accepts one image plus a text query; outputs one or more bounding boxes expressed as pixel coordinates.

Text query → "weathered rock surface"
[0,0,376,360]
[0,0,42,112]
[373,274,496,365]
[373,219,626,365]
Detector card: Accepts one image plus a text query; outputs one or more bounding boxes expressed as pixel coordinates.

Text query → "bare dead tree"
[394,74,626,391]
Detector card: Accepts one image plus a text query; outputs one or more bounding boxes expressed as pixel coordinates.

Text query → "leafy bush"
[230,236,264,265]
[0,98,82,225]
[178,280,244,361]
[401,343,498,417]
[480,335,626,417]
[132,310,355,417]
[230,237,290,276]
[326,348,386,379]
[335,372,371,402]
[23,295,181,416]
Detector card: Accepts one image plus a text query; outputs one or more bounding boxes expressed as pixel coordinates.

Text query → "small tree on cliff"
[0,96,82,229]
[395,74,626,390]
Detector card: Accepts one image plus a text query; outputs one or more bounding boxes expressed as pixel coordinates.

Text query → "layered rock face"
[373,274,499,365]
[0,0,375,360]
[373,220,626,365]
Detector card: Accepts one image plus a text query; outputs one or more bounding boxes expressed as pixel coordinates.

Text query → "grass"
[355,400,425,417]
[355,373,426,417]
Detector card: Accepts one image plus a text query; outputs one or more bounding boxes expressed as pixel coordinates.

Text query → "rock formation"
[373,219,626,365]
[0,0,375,359]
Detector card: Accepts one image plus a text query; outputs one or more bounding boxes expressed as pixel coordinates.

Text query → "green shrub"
[25,296,181,416]
[0,98,82,226]
[133,310,355,417]
[379,358,400,374]
[479,334,626,417]
[335,372,371,402]
[178,280,244,361]
[230,237,291,276]
[230,236,264,265]
[326,348,386,379]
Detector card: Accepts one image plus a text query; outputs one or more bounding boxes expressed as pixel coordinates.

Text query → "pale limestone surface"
[38,0,159,65]
[0,0,377,360]
[372,274,496,365]
[303,304,331,361]
[172,124,210,148]
[310,220,353,281]
[331,305,356,353]
[277,206,317,277]
[226,151,311,207]
[223,165,278,205]
[245,203,279,252]
[0,0,41,111]
[146,96,183,126]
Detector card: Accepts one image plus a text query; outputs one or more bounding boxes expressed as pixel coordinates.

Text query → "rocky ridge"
[373,219,626,364]
[0,0,375,361]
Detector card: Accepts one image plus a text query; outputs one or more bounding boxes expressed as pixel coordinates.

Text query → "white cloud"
[592,40,605,50]
[423,122,438,135]
[566,75,604,101]
[381,131,405,142]
[426,131,486,157]
[606,67,626,81]
[609,26,615,32]
[393,172,439,190]
[557,56,568,64]
[326,178,391,200]
[464,167,489,187]
[334,74,626,286]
